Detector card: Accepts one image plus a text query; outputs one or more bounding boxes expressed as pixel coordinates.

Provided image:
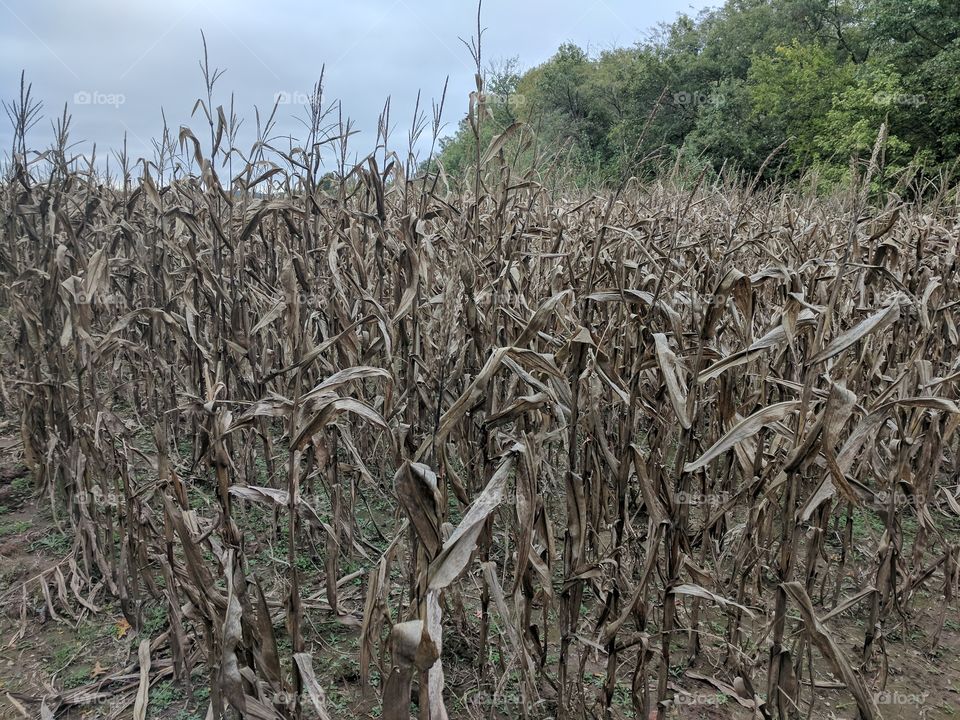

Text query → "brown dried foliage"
[2,90,959,720]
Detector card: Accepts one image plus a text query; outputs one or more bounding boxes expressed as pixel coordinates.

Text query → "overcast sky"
[1,0,713,169]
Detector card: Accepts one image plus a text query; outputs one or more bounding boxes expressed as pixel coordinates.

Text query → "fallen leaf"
[115,618,132,639]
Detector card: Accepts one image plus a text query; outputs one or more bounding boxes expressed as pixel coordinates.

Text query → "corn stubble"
[2,72,959,720]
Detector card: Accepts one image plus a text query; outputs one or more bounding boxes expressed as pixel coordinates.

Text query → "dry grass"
[1,73,959,720]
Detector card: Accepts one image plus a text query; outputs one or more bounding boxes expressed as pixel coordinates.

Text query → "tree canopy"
[437,0,959,185]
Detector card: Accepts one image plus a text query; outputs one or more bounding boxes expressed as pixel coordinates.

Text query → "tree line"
[437,0,960,186]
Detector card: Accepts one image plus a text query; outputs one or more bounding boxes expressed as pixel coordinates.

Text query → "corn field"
[2,73,960,720]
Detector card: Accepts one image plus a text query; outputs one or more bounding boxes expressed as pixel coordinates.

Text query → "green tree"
[866,0,960,157]
[434,0,957,186]
[748,41,855,170]
[815,59,913,178]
